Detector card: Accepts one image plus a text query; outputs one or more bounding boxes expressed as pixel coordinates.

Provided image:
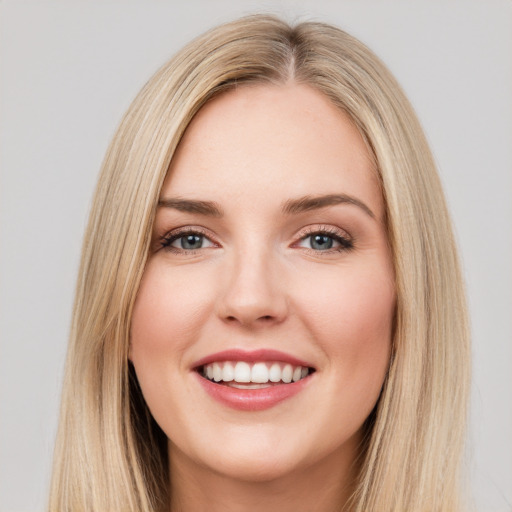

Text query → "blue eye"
[297,231,353,252]
[309,234,335,250]
[161,231,214,252]
[174,234,205,250]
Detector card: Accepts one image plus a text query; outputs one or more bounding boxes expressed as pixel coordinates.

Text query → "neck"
[168,440,362,512]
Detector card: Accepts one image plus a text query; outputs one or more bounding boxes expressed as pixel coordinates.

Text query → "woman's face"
[130,83,395,482]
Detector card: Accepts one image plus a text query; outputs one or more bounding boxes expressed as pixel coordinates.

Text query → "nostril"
[225,314,275,324]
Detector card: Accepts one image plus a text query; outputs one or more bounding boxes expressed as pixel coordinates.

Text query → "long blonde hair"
[49,14,470,512]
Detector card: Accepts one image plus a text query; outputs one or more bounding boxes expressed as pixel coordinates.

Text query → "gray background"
[1,1,511,511]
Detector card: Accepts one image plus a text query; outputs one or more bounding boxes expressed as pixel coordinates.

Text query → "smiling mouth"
[197,361,315,389]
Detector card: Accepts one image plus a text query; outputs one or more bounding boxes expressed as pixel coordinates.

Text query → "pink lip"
[191,349,315,412]
[195,372,313,411]
[191,349,313,369]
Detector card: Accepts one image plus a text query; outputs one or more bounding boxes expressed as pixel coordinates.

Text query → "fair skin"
[130,83,395,512]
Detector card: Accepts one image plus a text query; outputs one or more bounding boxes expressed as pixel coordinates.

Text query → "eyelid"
[158,226,220,253]
[294,224,352,242]
[297,224,352,240]
[155,223,353,254]
[291,224,354,253]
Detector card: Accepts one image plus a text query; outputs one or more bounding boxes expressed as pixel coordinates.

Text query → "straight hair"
[49,14,470,512]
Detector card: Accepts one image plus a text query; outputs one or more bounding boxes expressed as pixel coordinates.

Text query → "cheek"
[130,261,214,365]
[301,258,394,328]
[294,260,395,378]
[129,260,219,435]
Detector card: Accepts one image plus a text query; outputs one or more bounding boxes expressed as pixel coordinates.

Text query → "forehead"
[163,83,383,219]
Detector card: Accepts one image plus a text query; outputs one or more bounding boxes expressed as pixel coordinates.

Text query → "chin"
[191,425,358,485]
[208,451,304,483]
[171,429,311,483]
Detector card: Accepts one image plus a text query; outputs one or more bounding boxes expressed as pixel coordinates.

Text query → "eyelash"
[160,227,214,254]
[159,225,354,255]
[295,225,354,254]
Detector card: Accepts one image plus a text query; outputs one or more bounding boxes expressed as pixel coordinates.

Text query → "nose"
[216,247,289,328]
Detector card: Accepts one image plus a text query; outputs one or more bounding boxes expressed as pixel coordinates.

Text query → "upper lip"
[191,349,315,370]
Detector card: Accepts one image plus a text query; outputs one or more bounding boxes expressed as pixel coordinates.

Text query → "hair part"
[49,14,470,512]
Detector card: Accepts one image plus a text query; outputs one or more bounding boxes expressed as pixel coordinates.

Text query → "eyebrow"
[282,194,375,219]
[158,193,375,219]
[158,198,224,217]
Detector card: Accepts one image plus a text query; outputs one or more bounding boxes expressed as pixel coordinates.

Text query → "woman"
[49,14,470,512]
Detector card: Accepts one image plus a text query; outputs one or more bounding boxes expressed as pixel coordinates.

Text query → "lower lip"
[195,372,312,411]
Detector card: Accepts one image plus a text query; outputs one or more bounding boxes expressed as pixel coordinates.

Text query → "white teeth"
[282,364,293,383]
[251,362,269,383]
[234,361,251,383]
[269,363,281,382]
[201,361,311,385]
[212,362,222,382]
[222,362,234,382]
